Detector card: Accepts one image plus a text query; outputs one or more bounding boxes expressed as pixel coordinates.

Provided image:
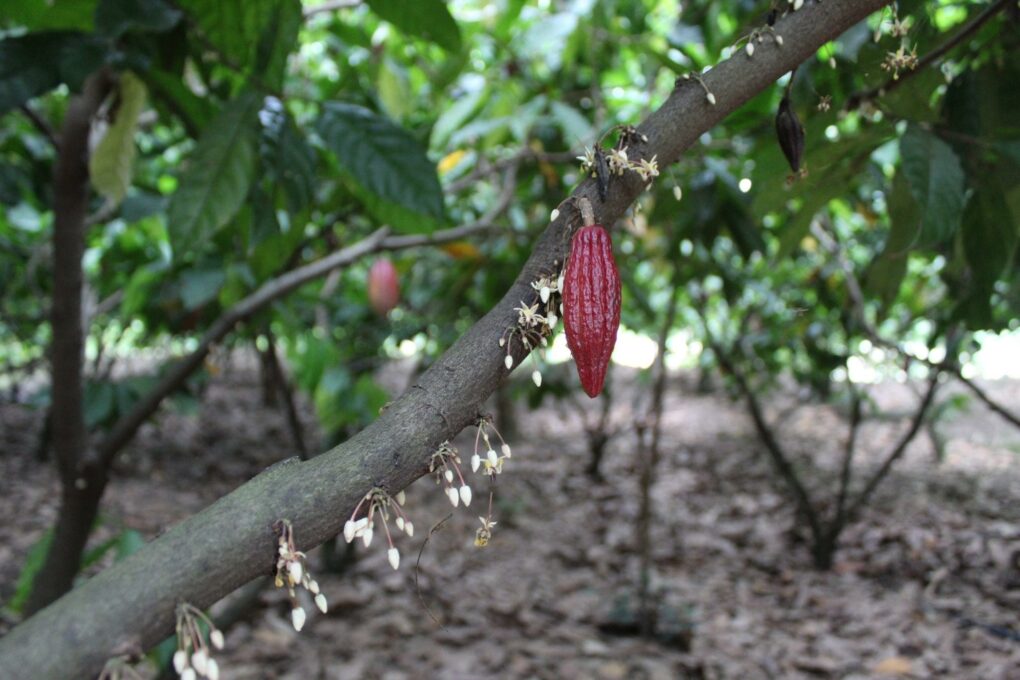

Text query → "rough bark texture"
[0,2,889,676]
[23,71,112,615]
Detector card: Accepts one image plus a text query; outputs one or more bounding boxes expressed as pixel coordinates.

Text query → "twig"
[832,390,862,533]
[444,150,574,195]
[845,0,1011,110]
[414,514,452,628]
[263,327,309,458]
[90,199,512,469]
[636,276,681,635]
[19,104,59,149]
[844,368,941,521]
[812,218,1020,431]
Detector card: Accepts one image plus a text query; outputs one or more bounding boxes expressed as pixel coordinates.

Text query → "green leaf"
[94,0,181,38]
[549,100,594,147]
[84,379,117,428]
[866,173,919,306]
[317,102,444,231]
[963,187,1017,295]
[4,529,53,614]
[89,71,147,204]
[116,529,145,558]
[179,267,226,310]
[144,69,216,137]
[253,0,301,89]
[880,66,943,123]
[430,87,486,151]
[167,93,259,258]
[365,0,461,52]
[177,0,289,68]
[899,124,966,246]
[259,104,315,215]
[1,0,98,31]
[0,32,86,115]
[377,59,411,121]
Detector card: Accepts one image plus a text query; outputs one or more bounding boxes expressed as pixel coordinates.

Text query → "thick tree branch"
[0,2,890,676]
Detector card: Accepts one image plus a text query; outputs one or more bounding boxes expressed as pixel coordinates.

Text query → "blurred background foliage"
[0,0,1018,577]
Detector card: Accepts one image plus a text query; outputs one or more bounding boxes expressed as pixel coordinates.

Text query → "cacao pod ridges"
[562,224,621,398]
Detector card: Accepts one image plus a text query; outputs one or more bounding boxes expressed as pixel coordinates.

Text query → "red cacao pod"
[368,258,400,315]
[562,224,621,398]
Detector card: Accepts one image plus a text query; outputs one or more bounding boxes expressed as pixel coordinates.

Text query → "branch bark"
[0,2,890,676]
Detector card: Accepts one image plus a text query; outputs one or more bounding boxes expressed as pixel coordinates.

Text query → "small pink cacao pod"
[368,258,400,315]
[562,224,621,398]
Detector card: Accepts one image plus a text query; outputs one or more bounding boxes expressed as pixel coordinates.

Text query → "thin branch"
[812,217,1020,431]
[636,275,681,635]
[845,0,1010,109]
[92,204,509,469]
[844,368,941,521]
[0,3,892,675]
[262,327,308,458]
[703,331,825,545]
[19,104,59,149]
[694,294,825,545]
[832,390,862,533]
[444,150,575,195]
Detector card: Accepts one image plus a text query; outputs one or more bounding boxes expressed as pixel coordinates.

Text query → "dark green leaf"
[179,268,226,310]
[866,173,919,306]
[259,101,315,214]
[963,187,1017,295]
[167,93,259,257]
[0,32,102,115]
[317,102,444,231]
[84,380,117,428]
[365,0,461,52]
[94,0,181,38]
[253,0,301,89]
[1,0,97,31]
[177,0,288,68]
[899,124,966,246]
[116,529,145,558]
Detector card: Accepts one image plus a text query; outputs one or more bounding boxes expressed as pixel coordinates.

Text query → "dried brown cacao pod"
[775,94,805,172]
[562,211,621,398]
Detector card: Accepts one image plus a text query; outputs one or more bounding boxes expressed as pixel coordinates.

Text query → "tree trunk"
[23,70,112,616]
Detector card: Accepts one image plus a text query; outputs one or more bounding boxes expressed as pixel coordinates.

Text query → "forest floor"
[2,356,1019,679]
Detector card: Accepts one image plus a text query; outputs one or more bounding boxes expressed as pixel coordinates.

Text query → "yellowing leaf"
[873,656,913,676]
[441,241,481,260]
[438,149,466,175]
[89,71,147,204]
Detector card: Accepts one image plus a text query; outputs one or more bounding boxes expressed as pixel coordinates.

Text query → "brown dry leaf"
[873,656,914,675]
